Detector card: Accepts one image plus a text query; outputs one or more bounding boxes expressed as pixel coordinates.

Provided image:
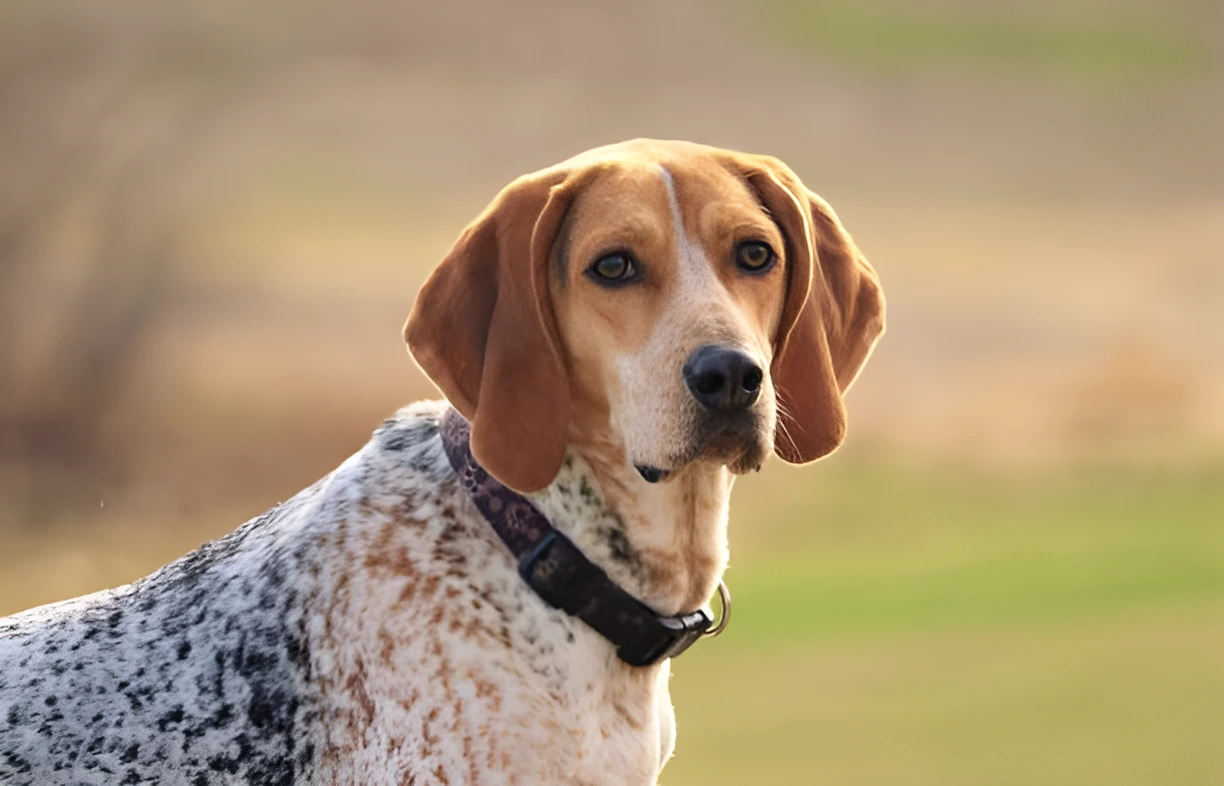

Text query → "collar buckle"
[616,608,712,667]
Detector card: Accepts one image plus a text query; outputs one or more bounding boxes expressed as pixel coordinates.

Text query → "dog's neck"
[530,429,733,617]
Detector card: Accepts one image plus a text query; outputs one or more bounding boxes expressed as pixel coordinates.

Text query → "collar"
[439,407,726,667]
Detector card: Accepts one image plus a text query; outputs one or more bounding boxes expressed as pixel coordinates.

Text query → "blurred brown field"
[2,1,1222,783]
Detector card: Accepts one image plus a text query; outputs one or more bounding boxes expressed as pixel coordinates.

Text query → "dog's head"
[406,139,884,492]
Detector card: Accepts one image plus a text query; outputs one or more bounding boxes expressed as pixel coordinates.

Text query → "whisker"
[773,393,801,457]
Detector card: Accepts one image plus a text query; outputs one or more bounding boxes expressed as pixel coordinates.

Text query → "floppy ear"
[741,158,885,464]
[404,169,583,492]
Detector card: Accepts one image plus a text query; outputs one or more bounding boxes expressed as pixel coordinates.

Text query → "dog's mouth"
[634,416,770,483]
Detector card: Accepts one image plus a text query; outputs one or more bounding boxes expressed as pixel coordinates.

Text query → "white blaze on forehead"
[657,164,721,293]
[659,165,686,242]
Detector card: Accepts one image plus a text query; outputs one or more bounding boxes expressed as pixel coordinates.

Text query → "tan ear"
[740,158,885,464]
[404,169,583,492]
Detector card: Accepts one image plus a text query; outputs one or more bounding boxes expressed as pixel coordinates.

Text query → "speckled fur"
[0,402,681,785]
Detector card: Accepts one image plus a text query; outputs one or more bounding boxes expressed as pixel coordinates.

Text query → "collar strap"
[439,408,711,667]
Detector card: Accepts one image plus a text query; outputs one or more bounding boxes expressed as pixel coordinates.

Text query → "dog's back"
[0,406,455,784]
[0,480,322,785]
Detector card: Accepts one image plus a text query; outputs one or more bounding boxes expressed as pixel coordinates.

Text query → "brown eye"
[736,241,775,272]
[587,253,639,286]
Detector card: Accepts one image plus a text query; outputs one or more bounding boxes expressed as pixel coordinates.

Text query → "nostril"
[742,366,763,393]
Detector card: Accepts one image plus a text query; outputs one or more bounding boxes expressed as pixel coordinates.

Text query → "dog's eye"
[736,241,775,273]
[587,253,638,285]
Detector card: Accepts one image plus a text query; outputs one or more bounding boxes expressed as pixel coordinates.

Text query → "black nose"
[683,345,764,413]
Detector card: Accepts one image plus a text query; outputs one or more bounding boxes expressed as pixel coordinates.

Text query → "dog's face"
[549,159,787,479]
[406,139,885,492]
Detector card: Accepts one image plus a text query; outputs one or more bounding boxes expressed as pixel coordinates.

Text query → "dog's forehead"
[564,146,763,228]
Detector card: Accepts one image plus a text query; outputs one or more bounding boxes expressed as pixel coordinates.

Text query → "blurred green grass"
[756,0,1206,84]
[665,463,1224,785]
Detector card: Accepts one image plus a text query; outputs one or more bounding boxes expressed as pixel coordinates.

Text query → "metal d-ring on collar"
[439,406,732,667]
[705,579,731,638]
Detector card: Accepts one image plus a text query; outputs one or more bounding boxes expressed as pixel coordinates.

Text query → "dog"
[0,139,884,785]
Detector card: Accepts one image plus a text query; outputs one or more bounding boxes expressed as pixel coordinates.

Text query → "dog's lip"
[634,464,671,483]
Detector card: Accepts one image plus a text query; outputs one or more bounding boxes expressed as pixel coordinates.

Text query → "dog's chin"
[704,432,770,475]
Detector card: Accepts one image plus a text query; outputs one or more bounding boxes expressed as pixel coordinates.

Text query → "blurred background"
[1,0,1221,783]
